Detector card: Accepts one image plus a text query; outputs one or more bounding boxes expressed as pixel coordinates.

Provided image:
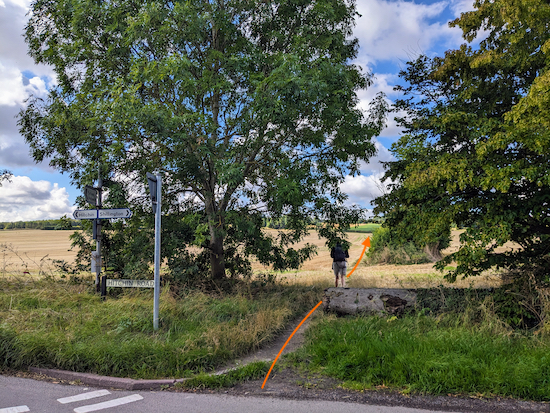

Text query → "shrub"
[364,227,433,265]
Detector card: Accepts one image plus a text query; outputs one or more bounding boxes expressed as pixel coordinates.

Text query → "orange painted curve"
[261,300,323,389]
[347,237,370,278]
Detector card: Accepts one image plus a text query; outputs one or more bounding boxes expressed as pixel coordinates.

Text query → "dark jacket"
[331,244,349,262]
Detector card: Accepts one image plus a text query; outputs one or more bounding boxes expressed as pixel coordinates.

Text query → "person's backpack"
[333,245,347,261]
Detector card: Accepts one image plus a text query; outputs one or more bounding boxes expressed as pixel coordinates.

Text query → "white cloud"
[361,139,395,174]
[353,0,482,68]
[0,63,26,106]
[0,0,54,171]
[1,0,31,9]
[450,0,475,18]
[341,172,390,208]
[353,1,478,142]
[0,62,47,106]
[0,104,57,170]
[354,0,464,66]
[358,72,396,112]
[0,175,73,221]
[340,139,396,208]
[0,0,53,77]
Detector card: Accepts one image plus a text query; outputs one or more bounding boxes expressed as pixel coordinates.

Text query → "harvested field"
[0,228,504,288]
[0,229,78,276]
[253,229,503,289]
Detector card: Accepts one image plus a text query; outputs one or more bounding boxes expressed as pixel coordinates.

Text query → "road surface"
[0,375,455,413]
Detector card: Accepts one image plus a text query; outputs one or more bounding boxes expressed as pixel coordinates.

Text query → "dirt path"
[213,310,316,375]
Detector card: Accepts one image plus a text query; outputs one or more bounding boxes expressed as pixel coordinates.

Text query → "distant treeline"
[0,216,82,230]
[2,216,382,231]
[262,216,383,230]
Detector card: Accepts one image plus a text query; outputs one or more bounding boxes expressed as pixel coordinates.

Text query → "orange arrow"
[261,300,323,389]
[347,237,370,278]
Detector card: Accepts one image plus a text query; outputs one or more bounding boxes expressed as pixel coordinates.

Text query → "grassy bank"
[0,276,320,379]
[288,311,550,401]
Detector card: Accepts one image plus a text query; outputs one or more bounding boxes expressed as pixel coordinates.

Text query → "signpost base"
[101,275,107,300]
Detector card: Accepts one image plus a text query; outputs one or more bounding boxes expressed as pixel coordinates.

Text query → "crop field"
[0,230,78,276]
[0,229,503,288]
[346,223,381,233]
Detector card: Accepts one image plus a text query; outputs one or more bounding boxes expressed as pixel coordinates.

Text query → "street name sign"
[106,279,154,288]
[73,209,98,220]
[98,208,132,219]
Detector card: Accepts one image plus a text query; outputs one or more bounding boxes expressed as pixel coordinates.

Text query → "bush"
[364,227,433,265]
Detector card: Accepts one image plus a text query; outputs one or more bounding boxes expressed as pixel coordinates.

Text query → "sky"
[0,0,474,222]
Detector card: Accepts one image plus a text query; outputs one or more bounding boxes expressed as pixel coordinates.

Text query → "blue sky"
[0,0,473,222]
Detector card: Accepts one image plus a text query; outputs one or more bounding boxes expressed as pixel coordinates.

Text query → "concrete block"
[323,288,417,316]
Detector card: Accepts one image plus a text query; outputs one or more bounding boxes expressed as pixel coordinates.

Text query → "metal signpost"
[147,172,162,331]
[74,172,133,297]
[74,172,159,328]
[95,174,103,293]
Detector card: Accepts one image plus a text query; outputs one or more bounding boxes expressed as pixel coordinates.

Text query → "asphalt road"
[0,375,456,413]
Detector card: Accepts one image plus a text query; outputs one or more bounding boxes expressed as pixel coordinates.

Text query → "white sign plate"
[73,209,98,220]
[98,208,133,219]
[106,279,154,288]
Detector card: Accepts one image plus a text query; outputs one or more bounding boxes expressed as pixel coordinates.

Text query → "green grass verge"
[0,277,320,379]
[176,361,270,389]
[288,314,550,400]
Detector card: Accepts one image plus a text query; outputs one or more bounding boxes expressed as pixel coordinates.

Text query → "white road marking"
[73,394,144,413]
[0,407,30,413]
[58,390,111,404]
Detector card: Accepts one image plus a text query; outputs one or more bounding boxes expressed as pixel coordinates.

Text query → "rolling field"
[0,228,503,288]
[0,230,78,276]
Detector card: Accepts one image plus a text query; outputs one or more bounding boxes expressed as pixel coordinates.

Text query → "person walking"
[331,243,349,288]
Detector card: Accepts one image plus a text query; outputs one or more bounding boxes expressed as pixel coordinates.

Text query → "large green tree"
[19,0,386,280]
[374,0,550,282]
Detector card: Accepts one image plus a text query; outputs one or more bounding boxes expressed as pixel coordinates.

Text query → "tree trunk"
[424,242,442,262]
[206,195,226,280]
[209,227,226,280]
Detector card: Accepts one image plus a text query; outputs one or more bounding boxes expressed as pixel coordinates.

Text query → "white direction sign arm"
[97,209,133,219]
[73,209,132,220]
[73,210,98,220]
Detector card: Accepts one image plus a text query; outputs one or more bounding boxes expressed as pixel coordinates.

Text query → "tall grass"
[289,309,550,400]
[0,277,321,379]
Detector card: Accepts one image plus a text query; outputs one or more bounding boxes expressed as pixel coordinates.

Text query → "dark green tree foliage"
[0,170,12,187]
[375,0,550,282]
[54,215,74,230]
[19,0,386,280]
[0,219,81,230]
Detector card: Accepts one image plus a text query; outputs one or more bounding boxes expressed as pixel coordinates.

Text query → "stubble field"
[0,230,78,276]
[0,229,502,288]
[254,229,502,288]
